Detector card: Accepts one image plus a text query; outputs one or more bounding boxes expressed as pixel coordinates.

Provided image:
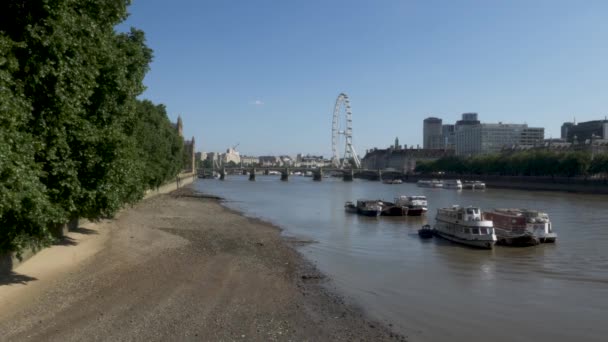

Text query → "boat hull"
[345,206,357,214]
[434,230,495,249]
[406,208,424,216]
[496,234,540,247]
[381,205,407,216]
[358,209,381,217]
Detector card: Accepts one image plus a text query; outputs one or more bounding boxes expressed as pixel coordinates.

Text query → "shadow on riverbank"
[0,256,38,286]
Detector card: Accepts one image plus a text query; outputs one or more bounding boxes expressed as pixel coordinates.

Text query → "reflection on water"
[195,176,608,342]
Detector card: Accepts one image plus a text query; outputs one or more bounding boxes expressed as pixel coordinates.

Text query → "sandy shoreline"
[0,186,404,341]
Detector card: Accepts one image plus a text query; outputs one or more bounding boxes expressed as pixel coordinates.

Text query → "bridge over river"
[197,167,410,182]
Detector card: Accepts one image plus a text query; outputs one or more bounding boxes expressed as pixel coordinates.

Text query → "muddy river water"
[195,176,608,342]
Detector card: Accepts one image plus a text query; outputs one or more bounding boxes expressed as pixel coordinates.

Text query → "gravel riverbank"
[0,187,404,341]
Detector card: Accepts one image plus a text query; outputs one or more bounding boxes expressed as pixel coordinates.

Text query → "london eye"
[331,93,361,169]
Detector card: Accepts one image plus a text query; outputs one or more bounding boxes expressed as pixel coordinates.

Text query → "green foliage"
[133,100,184,189]
[0,1,184,254]
[416,150,596,177]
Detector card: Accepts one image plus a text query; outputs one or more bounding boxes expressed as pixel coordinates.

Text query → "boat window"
[467,209,474,214]
[472,228,480,234]
[458,214,463,220]
[479,228,488,235]
[464,228,470,234]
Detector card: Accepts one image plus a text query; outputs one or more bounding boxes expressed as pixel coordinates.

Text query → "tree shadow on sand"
[0,255,38,286]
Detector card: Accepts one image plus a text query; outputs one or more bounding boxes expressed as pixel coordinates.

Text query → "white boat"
[394,195,428,215]
[417,179,443,188]
[434,206,497,249]
[521,210,557,243]
[463,181,486,190]
[443,179,462,190]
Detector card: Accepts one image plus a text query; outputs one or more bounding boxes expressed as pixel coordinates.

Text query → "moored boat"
[418,224,434,238]
[443,179,463,190]
[483,209,540,246]
[394,195,428,216]
[382,179,403,184]
[434,205,496,249]
[463,181,486,190]
[417,179,443,188]
[379,200,408,216]
[521,209,556,243]
[344,201,358,213]
[356,200,383,217]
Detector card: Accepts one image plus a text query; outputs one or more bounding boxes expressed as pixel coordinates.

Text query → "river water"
[194,176,608,342]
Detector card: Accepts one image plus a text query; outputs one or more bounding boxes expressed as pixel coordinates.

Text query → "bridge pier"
[264,169,270,176]
[377,169,382,182]
[249,168,256,181]
[281,168,289,181]
[313,168,323,181]
[219,167,226,181]
[343,169,354,182]
[242,169,248,175]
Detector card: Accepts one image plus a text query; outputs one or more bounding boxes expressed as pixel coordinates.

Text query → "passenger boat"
[434,206,496,249]
[462,181,486,190]
[418,224,434,238]
[382,179,403,184]
[356,200,383,217]
[344,201,358,213]
[483,209,540,246]
[443,179,463,190]
[394,195,428,216]
[417,179,443,188]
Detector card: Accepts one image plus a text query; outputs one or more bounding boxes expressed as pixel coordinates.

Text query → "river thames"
[195,176,608,342]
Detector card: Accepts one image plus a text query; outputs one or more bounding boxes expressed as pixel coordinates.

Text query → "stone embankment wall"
[1,173,196,275]
[405,174,608,194]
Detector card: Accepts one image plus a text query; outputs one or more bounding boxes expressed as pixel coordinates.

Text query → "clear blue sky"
[120,0,608,157]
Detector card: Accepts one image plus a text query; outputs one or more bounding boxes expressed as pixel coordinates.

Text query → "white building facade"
[455,123,544,156]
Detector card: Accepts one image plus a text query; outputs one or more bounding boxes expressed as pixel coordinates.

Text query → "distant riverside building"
[240,155,259,166]
[441,124,455,149]
[423,117,444,149]
[561,122,575,140]
[259,156,282,167]
[362,147,454,172]
[222,147,241,164]
[457,113,480,126]
[296,154,327,168]
[455,123,544,156]
[195,152,207,162]
[562,119,608,143]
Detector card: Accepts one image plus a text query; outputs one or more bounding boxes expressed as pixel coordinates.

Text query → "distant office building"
[442,124,455,148]
[455,113,480,129]
[563,119,608,143]
[455,123,544,156]
[561,122,575,140]
[423,117,443,149]
[520,127,545,146]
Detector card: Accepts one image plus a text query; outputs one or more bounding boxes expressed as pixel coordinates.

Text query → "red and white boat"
[484,209,557,246]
